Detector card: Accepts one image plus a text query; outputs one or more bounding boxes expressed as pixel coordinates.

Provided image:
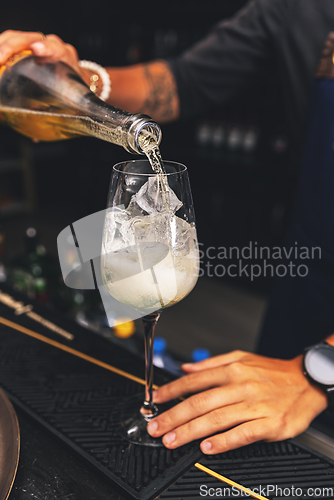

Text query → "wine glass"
[101,159,199,446]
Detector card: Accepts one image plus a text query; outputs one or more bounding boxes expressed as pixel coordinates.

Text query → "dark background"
[0,0,298,312]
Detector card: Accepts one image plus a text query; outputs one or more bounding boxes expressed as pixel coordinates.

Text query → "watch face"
[305,345,334,385]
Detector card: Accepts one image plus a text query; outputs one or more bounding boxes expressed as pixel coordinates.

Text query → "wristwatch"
[303,342,334,412]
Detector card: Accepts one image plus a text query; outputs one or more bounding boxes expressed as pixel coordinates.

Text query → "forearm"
[103,60,180,123]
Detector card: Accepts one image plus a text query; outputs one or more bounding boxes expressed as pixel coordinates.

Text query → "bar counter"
[1,284,334,500]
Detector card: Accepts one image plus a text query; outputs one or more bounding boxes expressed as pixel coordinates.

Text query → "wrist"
[78,67,96,88]
[289,355,328,416]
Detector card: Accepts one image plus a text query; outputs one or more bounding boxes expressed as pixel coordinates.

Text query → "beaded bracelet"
[78,60,111,102]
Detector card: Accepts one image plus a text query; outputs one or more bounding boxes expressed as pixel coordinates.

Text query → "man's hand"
[147,350,328,454]
[0,29,180,121]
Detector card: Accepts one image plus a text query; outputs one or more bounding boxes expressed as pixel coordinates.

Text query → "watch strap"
[327,386,334,413]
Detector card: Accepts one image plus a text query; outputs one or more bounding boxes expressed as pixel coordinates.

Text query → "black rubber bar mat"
[1,285,334,500]
[160,441,334,499]
[0,286,202,500]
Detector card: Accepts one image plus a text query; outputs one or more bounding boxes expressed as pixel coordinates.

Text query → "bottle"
[113,317,136,339]
[191,347,211,362]
[0,51,161,154]
[153,337,168,368]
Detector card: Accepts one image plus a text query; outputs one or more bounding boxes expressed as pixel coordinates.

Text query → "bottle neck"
[126,115,162,154]
[82,92,162,153]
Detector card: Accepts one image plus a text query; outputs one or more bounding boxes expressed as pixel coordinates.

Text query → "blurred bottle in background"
[153,336,184,376]
[191,347,211,363]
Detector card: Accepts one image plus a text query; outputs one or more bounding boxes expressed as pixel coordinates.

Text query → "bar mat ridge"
[160,440,334,499]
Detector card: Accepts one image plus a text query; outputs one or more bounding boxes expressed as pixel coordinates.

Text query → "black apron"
[257,78,334,359]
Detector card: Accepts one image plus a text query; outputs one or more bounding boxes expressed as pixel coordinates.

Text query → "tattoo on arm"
[142,61,179,122]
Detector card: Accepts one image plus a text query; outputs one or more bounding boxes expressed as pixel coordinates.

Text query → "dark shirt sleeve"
[168,0,290,119]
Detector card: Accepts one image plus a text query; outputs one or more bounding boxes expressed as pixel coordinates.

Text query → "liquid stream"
[138,129,170,209]
[136,129,175,309]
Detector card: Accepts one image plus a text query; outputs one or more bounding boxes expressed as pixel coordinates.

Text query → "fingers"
[31,35,79,68]
[0,30,45,64]
[153,366,230,404]
[200,418,272,455]
[148,399,263,450]
[0,30,79,71]
[32,35,67,58]
[182,350,246,373]
[151,353,330,456]
[148,385,243,439]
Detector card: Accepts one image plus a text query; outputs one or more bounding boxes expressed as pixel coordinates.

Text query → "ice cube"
[126,194,145,217]
[136,176,183,214]
[164,216,198,256]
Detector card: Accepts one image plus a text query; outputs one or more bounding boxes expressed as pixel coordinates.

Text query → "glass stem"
[140,312,160,419]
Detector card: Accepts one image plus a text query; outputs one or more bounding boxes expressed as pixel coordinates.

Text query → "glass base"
[116,393,175,447]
